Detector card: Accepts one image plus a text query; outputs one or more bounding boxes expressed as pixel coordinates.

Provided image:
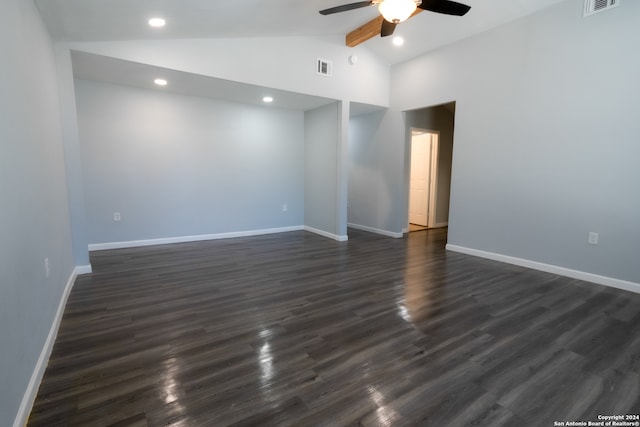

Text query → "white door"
[409,134,431,226]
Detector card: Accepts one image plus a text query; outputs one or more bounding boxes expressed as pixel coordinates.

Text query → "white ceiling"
[37,0,569,65]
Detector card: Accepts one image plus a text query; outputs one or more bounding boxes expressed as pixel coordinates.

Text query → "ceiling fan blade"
[380,20,397,37]
[418,0,471,16]
[319,1,373,15]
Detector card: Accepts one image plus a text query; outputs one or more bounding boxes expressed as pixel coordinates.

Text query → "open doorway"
[405,102,455,233]
[408,129,439,231]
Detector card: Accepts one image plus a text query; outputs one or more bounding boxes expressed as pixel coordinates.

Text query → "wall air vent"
[584,0,619,17]
[317,59,333,77]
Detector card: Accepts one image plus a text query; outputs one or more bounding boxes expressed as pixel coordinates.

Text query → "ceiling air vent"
[584,0,619,17]
[317,59,333,77]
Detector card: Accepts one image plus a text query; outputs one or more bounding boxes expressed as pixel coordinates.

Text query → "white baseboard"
[348,223,403,238]
[13,266,81,427]
[75,265,92,275]
[88,226,305,251]
[304,226,348,242]
[446,244,640,295]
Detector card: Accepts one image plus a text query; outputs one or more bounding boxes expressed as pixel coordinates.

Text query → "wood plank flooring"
[408,224,428,232]
[29,228,640,426]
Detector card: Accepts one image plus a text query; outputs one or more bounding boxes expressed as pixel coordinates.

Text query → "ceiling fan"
[319,0,471,46]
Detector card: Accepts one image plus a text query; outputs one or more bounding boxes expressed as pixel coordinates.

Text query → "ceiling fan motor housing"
[378,0,423,24]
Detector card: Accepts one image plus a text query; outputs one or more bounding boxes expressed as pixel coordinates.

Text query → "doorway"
[408,128,439,231]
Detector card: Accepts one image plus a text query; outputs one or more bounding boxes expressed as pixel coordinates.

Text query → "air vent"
[317,59,333,77]
[584,0,619,17]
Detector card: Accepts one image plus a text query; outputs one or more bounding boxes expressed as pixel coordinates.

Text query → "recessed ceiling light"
[393,36,405,47]
[263,96,274,103]
[154,78,168,86]
[148,17,166,28]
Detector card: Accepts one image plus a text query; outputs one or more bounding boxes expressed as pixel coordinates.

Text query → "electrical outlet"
[282,204,288,212]
[113,212,121,222]
[588,232,599,245]
[45,257,50,278]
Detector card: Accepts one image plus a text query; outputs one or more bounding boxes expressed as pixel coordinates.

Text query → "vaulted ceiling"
[36,0,569,65]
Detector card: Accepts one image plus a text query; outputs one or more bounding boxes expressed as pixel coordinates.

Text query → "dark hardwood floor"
[29,228,640,426]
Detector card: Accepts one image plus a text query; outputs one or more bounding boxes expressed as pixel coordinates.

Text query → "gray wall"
[0,0,75,424]
[75,79,305,245]
[304,102,342,237]
[405,105,455,225]
[392,0,640,283]
[348,109,406,234]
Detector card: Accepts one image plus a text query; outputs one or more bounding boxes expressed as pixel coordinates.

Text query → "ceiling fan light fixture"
[378,0,420,24]
[148,17,166,28]
[393,36,405,46]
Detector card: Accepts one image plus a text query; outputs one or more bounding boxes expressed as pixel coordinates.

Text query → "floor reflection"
[368,385,399,427]
[161,357,183,405]
[258,341,274,385]
[402,229,448,327]
[397,303,412,322]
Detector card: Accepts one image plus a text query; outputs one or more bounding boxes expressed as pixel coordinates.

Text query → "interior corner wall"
[405,106,454,225]
[304,102,342,237]
[55,47,90,267]
[75,79,305,245]
[348,109,406,235]
[0,0,75,424]
[391,0,640,284]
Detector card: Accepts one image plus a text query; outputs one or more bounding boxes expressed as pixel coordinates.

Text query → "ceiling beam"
[346,15,385,47]
[345,9,424,47]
